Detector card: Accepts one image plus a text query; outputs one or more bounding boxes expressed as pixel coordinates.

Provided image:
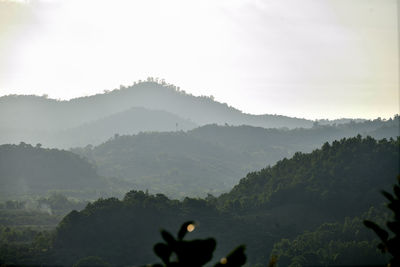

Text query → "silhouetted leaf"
[154,243,172,264]
[377,243,387,253]
[161,230,176,245]
[364,220,389,242]
[177,221,195,241]
[382,190,394,202]
[214,245,246,267]
[175,238,216,266]
[387,221,400,234]
[394,185,400,199]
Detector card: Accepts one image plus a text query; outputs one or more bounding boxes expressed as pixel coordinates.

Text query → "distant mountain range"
[0,79,398,198]
[0,80,364,148]
[2,119,397,199]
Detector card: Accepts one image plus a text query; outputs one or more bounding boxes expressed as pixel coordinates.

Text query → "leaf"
[175,238,216,266]
[177,221,195,241]
[154,243,172,264]
[393,185,400,199]
[161,230,176,245]
[382,190,394,202]
[386,221,400,234]
[364,220,389,242]
[214,245,246,267]
[377,243,387,253]
[387,202,400,215]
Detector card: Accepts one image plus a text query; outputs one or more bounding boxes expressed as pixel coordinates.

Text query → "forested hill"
[190,117,399,151]
[0,143,107,198]
[16,136,398,267]
[218,136,399,218]
[72,119,399,198]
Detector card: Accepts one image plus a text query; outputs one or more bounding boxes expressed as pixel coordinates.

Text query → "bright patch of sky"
[0,0,398,119]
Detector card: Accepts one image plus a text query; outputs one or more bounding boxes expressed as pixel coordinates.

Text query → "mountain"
[72,131,264,197]
[52,107,197,148]
[0,97,198,148]
[72,118,399,198]
[0,143,108,198]
[3,80,397,149]
[0,81,315,148]
[6,136,398,266]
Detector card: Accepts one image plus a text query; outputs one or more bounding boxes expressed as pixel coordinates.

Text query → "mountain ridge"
[0,81,314,148]
[72,119,399,198]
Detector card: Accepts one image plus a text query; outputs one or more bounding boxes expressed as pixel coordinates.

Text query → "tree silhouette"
[364,176,400,267]
[148,221,246,267]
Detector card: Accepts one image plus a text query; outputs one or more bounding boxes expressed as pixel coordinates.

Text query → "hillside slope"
[18,136,399,266]
[73,119,399,198]
[53,107,197,147]
[218,136,399,219]
[0,143,107,198]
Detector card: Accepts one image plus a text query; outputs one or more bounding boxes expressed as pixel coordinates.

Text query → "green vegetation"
[0,79,398,266]
[271,207,389,266]
[0,136,397,266]
[364,176,400,266]
[0,193,88,229]
[1,122,398,199]
[218,136,398,218]
[72,122,399,198]
[49,192,250,266]
[0,143,101,193]
[0,143,129,199]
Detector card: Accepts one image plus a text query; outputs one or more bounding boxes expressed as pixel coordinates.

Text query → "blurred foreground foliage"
[149,221,246,267]
[364,176,400,267]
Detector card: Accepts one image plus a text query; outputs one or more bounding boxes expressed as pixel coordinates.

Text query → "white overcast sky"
[0,0,398,119]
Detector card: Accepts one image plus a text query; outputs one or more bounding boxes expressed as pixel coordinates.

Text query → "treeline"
[0,193,87,214]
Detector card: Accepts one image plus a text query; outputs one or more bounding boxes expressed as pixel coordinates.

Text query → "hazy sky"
[0,0,398,119]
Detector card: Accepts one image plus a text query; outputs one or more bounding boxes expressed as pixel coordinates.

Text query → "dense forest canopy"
[0,143,109,199]
[1,118,397,199]
[218,136,399,214]
[71,120,399,198]
[1,136,397,266]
